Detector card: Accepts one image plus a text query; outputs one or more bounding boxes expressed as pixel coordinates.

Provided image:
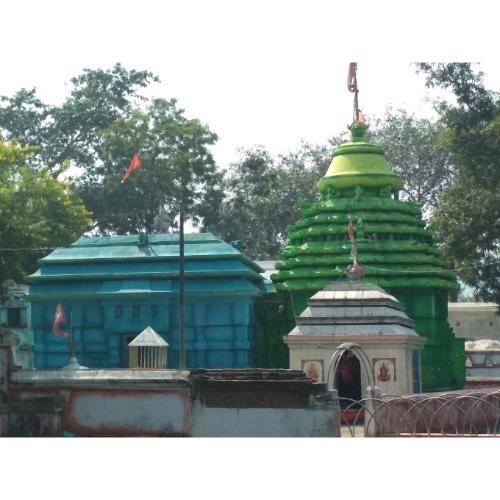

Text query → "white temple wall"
[288,340,418,396]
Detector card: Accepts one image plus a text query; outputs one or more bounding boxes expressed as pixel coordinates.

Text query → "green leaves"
[416,63,495,120]
[0,142,91,283]
[77,98,220,235]
[204,144,331,260]
[431,177,499,303]
[0,63,158,177]
[417,63,500,304]
[0,64,220,237]
[370,109,455,217]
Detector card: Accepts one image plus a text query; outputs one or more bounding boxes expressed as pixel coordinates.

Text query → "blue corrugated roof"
[27,233,266,298]
[71,232,219,247]
[36,233,263,273]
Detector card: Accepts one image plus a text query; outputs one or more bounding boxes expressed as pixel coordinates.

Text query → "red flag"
[347,63,357,92]
[348,220,355,244]
[356,110,366,123]
[53,303,69,337]
[122,152,142,182]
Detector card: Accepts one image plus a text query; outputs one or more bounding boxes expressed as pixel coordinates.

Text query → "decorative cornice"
[283,334,426,348]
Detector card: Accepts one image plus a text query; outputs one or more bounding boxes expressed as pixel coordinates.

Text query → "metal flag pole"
[352,69,360,123]
[63,309,88,370]
[178,194,186,370]
[69,310,75,358]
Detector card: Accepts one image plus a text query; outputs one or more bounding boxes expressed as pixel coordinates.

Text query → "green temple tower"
[270,120,465,391]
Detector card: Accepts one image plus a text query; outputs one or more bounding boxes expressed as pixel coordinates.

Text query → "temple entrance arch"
[335,351,362,403]
[326,343,375,404]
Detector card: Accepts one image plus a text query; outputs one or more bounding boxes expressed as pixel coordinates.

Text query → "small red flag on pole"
[53,303,69,337]
[122,152,142,182]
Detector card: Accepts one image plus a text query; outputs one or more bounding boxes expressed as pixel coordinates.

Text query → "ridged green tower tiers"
[271,122,465,391]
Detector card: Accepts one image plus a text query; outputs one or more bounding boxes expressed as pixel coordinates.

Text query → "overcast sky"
[2,0,499,167]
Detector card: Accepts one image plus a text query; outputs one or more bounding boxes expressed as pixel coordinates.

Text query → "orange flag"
[122,153,142,182]
[53,303,69,337]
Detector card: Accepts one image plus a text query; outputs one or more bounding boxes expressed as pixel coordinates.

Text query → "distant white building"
[448,303,500,341]
[255,261,277,281]
[0,281,33,369]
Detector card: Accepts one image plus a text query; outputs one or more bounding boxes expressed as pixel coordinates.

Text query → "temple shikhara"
[271,119,465,391]
[269,63,464,391]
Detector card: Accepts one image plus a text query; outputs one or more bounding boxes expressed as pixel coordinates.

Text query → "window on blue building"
[151,305,157,318]
[132,305,140,319]
[115,305,122,319]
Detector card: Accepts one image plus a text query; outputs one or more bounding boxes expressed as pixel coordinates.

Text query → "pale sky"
[2,0,499,167]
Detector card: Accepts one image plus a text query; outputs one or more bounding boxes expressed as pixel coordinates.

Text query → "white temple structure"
[285,280,425,396]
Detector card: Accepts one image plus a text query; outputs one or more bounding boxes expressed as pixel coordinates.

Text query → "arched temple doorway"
[334,350,362,404]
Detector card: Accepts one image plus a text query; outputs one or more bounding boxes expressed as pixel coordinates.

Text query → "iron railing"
[339,389,500,437]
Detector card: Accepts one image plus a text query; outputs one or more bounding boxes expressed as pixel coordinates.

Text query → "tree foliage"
[204,144,331,259]
[370,109,454,217]
[416,63,500,304]
[0,142,91,283]
[0,64,221,236]
[77,98,221,234]
[0,63,158,177]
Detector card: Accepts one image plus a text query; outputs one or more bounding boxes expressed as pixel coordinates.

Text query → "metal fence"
[339,389,500,437]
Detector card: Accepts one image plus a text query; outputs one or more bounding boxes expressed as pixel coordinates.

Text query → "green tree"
[204,148,279,259]
[416,63,500,304]
[204,143,331,259]
[0,142,91,283]
[370,109,454,217]
[0,64,223,236]
[77,98,222,234]
[0,64,158,176]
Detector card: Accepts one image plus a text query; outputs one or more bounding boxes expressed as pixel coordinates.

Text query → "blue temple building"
[28,233,266,369]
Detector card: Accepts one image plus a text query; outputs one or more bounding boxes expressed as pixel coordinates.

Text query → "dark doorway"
[335,351,362,406]
[7,308,21,327]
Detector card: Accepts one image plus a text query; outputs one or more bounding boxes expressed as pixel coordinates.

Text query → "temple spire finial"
[347,63,365,124]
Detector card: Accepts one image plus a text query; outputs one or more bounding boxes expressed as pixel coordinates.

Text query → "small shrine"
[128,326,169,368]
[285,279,425,396]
